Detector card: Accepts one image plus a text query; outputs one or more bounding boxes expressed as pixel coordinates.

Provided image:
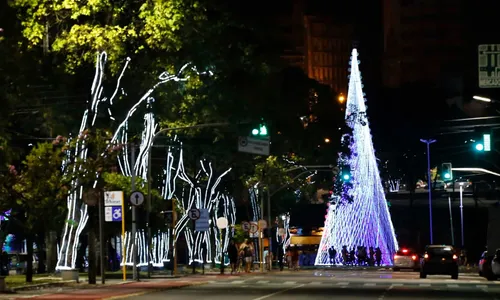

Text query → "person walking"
[243,241,254,273]
[228,240,239,274]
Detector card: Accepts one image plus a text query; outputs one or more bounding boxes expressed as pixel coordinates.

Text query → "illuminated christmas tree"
[315,49,398,265]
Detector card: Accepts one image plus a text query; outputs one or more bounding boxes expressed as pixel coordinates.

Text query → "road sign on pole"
[242,221,250,232]
[478,44,500,88]
[238,136,270,156]
[249,221,259,238]
[195,209,210,232]
[130,191,145,206]
[104,191,124,206]
[105,206,122,222]
[188,208,200,220]
[258,219,267,230]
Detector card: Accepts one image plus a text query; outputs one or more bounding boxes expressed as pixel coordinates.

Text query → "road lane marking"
[337,282,349,286]
[251,284,306,300]
[391,283,403,287]
[476,285,488,289]
[447,284,459,288]
[419,284,431,287]
[256,281,270,284]
[364,283,376,286]
[283,281,296,285]
[231,280,245,284]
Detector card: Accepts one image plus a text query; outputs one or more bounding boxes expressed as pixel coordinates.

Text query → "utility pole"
[98,191,105,284]
[420,139,436,244]
[131,145,138,281]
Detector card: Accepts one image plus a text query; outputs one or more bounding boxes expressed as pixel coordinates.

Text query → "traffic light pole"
[420,139,436,244]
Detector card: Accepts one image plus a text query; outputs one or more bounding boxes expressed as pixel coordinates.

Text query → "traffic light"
[441,162,453,180]
[340,166,351,182]
[473,133,492,152]
[251,124,268,137]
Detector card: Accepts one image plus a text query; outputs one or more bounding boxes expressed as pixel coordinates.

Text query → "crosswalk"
[206,279,500,290]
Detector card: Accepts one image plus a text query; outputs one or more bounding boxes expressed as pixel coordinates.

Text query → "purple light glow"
[315,49,398,266]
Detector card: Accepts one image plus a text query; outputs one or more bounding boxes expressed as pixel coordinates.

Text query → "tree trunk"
[45,231,57,273]
[88,229,97,284]
[35,233,46,274]
[26,234,34,283]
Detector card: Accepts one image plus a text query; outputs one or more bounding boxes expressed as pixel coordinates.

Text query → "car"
[420,245,459,279]
[393,248,420,271]
[479,251,487,276]
[491,249,500,278]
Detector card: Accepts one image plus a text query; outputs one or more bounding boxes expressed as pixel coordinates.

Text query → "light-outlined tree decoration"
[315,49,398,266]
[56,51,216,270]
[162,145,236,265]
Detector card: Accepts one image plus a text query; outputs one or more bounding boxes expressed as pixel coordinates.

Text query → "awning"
[290,236,321,245]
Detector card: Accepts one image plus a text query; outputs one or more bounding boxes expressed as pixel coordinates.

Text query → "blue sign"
[195,209,209,232]
[105,206,122,222]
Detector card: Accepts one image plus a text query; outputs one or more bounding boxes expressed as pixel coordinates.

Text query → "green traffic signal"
[475,143,484,151]
[251,124,268,136]
[443,173,451,179]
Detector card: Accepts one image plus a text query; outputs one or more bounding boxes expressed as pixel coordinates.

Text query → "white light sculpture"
[314,49,398,266]
[56,51,210,270]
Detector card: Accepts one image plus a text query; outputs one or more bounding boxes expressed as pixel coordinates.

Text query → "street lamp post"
[459,183,464,247]
[420,139,436,244]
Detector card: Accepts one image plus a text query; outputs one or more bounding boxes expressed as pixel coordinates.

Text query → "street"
[128,269,500,300]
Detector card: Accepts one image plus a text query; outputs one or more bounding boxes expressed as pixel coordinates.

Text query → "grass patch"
[4,274,62,288]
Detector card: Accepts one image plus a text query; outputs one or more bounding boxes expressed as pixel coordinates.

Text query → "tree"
[6,141,67,281]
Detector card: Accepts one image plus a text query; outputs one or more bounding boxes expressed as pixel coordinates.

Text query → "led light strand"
[315,49,398,266]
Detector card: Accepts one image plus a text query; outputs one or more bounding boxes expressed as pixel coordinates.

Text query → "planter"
[61,269,79,283]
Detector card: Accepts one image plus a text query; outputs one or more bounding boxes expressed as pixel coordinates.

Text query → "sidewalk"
[1,275,216,300]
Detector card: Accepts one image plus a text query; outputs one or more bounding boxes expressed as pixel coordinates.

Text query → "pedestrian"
[350,247,356,266]
[243,241,254,273]
[341,246,348,265]
[328,246,337,265]
[369,247,375,266]
[286,247,292,269]
[228,240,239,274]
[375,247,382,266]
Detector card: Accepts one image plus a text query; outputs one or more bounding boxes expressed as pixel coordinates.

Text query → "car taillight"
[412,255,417,260]
[394,255,399,259]
[453,254,458,260]
[424,254,429,259]
[402,249,408,253]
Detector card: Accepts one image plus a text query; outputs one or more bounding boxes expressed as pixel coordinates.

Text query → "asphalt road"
[129,269,500,300]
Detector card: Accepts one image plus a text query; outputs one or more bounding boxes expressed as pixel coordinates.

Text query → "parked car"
[424,180,446,190]
[479,251,487,276]
[8,253,39,275]
[420,245,459,279]
[491,249,500,278]
[393,248,420,271]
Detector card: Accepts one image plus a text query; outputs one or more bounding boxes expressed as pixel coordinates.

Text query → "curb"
[10,280,77,292]
[102,281,210,300]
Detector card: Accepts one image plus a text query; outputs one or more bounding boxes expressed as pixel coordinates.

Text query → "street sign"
[216,217,228,229]
[249,221,259,238]
[242,221,250,232]
[478,44,500,88]
[104,191,123,207]
[195,209,210,232]
[238,136,270,156]
[105,206,122,222]
[188,208,200,220]
[258,219,267,230]
[129,191,145,206]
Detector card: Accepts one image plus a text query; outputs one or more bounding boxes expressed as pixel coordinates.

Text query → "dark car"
[420,245,459,279]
